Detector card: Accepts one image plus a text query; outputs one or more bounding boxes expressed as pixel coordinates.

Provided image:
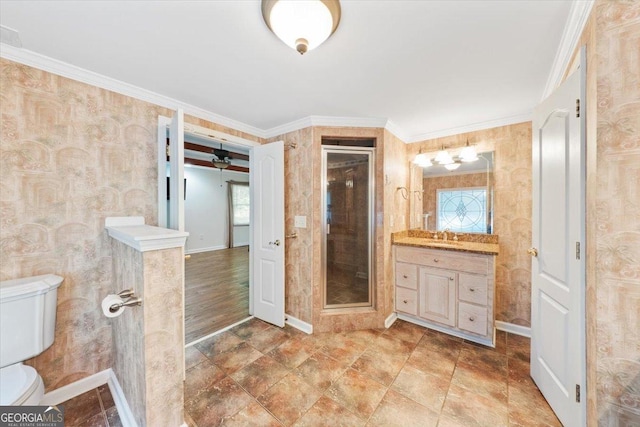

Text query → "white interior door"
[250,140,285,327]
[531,67,585,426]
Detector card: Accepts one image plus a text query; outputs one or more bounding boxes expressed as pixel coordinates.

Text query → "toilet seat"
[0,363,44,405]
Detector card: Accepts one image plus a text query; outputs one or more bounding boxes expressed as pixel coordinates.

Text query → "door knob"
[527,247,538,257]
[269,240,281,246]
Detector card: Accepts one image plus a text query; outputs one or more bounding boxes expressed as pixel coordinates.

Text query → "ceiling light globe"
[435,149,452,164]
[263,0,341,54]
[460,145,478,162]
[413,153,432,168]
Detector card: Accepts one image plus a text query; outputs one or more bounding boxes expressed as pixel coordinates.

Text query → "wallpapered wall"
[573,0,640,424]
[271,127,408,331]
[0,58,262,390]
[1,59,167,388]
[406,122,533,327]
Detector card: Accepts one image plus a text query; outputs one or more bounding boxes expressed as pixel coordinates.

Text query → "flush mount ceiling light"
[262,0,341,55]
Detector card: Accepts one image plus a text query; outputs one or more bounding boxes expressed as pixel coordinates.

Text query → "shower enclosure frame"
[321,145,376,310]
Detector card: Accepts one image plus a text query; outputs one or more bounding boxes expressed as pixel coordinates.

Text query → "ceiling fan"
[212,148,232,169]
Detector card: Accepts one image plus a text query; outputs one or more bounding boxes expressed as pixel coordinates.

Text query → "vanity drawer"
[458,302,488,336]
[396,246,488,275]
[396,287,418,316]
[395,263,418,289]
[458,273,488,305]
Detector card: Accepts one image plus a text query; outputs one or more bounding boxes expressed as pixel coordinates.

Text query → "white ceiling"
[0,1,573,142]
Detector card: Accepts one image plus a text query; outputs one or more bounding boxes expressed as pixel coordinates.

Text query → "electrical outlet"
[294,215,307,228]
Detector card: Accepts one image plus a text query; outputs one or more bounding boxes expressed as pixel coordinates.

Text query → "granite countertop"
[392,230,499,255]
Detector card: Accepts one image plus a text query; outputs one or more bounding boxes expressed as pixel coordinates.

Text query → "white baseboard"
[106,370,137,427]
[40,368,137,427]
[495,321,531,338]
[40,370,111,406]
[285,314,313,334]
[385,312,398,328]
[185,316,253,347]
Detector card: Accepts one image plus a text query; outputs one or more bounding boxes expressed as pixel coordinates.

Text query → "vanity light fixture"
[262,0,341,55]
[435,146,454,165]
[444,161,462,171]
[459,140,478,162]
[413,153,432,168]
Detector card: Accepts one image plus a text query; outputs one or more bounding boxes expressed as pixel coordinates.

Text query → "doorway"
[322,143,375,309]
[158,114,285,347]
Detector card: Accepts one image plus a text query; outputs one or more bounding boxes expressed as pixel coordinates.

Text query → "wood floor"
[185,247,250,344]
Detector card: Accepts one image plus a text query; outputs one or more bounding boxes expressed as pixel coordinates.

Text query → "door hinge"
[576,242,581,260]
[576,384,581,403]
[576,99,581,118]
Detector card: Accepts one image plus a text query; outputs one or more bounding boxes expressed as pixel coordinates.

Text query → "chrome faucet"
[442,228,450,241]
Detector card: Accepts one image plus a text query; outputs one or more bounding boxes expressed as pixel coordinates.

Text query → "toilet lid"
[0,363,39,405]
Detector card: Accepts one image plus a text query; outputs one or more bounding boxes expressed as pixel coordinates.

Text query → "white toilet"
[0,274,63,405]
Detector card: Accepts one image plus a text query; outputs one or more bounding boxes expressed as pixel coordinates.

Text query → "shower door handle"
[327,224,330,234]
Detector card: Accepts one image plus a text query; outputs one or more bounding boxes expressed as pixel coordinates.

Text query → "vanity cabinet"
[394,245,496,346]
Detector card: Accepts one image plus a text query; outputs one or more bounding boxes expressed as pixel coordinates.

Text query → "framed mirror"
[420,152,494,234]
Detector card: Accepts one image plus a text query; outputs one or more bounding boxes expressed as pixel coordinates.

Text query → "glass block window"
[437,187,487,233]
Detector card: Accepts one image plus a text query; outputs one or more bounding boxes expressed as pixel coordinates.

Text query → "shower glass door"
[322,147,374,309]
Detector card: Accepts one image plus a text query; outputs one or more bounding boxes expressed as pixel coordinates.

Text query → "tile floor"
[59,384,122,426]
[184,318,561,427]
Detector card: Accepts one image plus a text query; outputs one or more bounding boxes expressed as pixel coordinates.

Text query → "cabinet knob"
[403,299,408,304]
[469,316,476,322]
[469,287,476,292]
[449,277,454,281]
[403,275,408,279]
[433,258,439,262]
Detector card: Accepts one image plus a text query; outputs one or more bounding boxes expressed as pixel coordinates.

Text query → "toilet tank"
[0,274,63,369]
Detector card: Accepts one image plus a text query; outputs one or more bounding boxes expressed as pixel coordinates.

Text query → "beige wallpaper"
[272,126,408,332]
[271,127,314,324]
[0,58,169,389]
[584,1,640,424]
[406,122,533,327]
[110,240,147,426]
[111,241,184,426]
[0,58,261,392]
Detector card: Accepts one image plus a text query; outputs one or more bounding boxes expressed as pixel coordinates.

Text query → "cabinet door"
[419,267,456,326]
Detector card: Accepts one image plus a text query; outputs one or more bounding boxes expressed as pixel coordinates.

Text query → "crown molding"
[541,0,595,101]
[263,115,390,139]
[1,43,535,145]
[405,111,532,143]
[0,43,267,139]
[383,119,410,143]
